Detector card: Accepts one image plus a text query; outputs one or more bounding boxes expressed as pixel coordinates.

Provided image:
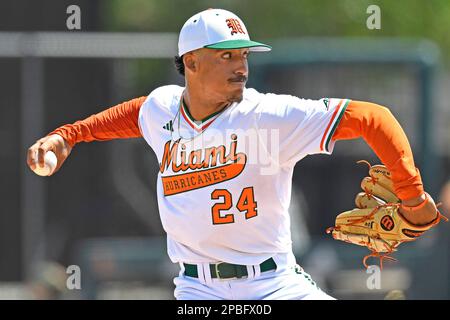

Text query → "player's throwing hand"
[27,134,72,175]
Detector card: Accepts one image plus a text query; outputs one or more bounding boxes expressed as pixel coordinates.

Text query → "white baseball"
[33,151,58,176]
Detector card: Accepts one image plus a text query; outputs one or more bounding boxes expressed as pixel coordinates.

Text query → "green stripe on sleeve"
[325,99,350,152]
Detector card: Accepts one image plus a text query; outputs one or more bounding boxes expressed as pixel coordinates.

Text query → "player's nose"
[236,64,248,77]
[231,68,248,82]
[232,57,248,76]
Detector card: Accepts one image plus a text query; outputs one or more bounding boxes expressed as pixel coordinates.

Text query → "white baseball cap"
[178,8,272,56]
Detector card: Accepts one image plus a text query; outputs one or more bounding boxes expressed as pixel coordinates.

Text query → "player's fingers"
[27,141,43,170]
[37,141,55,167]
[27,147,36,169]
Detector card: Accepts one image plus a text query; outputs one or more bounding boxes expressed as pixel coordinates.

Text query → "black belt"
[183,258,277,279]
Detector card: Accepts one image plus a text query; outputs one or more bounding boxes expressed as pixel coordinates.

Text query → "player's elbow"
[374,104,394,118]
[352,100,396,123]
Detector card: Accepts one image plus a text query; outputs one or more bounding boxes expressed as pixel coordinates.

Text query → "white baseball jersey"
[138,85,350,265]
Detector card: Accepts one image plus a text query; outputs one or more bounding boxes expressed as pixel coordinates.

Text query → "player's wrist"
[399,193,439,226]
[400,193,427,210]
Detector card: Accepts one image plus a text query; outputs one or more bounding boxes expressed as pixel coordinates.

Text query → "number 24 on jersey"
[211,187,258,224]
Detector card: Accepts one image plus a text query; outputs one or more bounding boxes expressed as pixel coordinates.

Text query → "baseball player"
[27,9,440,300]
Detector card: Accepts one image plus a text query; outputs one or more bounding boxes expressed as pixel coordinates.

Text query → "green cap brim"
[204,39,271,52]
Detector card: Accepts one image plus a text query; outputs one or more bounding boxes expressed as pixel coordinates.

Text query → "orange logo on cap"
[226,18,245,35]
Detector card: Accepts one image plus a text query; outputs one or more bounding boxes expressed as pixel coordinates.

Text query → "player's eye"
[243,51,250,59]
[221,52,232,59]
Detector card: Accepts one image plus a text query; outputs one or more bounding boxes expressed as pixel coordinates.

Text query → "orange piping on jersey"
[47,96,146,147]
[320,99,343,151]
[332,101,423,201]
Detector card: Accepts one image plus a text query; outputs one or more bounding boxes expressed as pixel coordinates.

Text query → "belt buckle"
[214,262,235,280]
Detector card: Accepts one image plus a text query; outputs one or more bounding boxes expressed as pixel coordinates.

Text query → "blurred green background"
[105,0,450,90]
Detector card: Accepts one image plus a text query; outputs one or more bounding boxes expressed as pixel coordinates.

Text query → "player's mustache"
[229,75,247,82]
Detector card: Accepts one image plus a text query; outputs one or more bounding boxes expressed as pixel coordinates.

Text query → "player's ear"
[183,53,197,73]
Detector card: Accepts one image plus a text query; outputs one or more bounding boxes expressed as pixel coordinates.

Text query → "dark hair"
[174,55,185,76]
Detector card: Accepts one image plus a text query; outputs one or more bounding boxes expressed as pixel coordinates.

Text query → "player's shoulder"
[145,85,183,107]
[139,85,183,121]
[243,88,327,115]
[239,88,295,110]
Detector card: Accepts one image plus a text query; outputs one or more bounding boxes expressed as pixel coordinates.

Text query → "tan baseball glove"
[326,161,447,269]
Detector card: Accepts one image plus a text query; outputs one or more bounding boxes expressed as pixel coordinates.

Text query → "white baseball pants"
[173,252,335,300]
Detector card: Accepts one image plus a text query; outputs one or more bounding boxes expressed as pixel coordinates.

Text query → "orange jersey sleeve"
[47,96,146,147]
[332,100,424,201]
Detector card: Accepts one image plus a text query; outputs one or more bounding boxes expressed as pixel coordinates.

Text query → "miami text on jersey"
[160,134,247,196]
